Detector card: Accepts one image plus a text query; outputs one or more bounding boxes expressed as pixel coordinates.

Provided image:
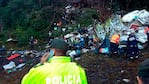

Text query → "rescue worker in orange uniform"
[110,34,120,55]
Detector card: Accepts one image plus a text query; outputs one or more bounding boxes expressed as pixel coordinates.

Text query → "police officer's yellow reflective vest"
[21,56,88,84]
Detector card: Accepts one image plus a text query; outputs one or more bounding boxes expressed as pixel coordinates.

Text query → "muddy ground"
[0,49,149,84]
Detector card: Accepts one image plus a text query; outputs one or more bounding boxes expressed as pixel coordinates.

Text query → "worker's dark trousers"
[110,42,119,54]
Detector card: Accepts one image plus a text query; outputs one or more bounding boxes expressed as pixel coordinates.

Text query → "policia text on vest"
[46,75,81,84]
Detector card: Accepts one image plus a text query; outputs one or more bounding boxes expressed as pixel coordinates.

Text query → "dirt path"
[76,49,149,84]
[0,49,149,84]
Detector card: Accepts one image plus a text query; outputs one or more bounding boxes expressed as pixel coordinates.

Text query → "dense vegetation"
[0,0,149,49]
[0,0,67,47]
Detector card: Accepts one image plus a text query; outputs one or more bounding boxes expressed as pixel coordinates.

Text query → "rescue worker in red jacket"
[145,27,149,47]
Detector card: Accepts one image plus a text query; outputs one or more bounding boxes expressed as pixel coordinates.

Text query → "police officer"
[22,38,88,84]
[137,58,149,84]
[126,32,139,60]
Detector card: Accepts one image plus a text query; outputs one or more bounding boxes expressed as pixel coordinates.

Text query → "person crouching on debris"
[126,31,139,60]
[110,33,120,55]
[137,58,149,84]
[21,38,88,84]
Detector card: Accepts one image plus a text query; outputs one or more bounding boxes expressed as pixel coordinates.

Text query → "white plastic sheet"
[122,9,149,25]
[3,61,16,70]
[122,10,139,22]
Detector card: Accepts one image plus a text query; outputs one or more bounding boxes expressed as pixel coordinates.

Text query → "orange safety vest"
[110,34,120,44]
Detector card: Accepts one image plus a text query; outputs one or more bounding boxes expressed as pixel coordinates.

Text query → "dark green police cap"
[50,38,68,52]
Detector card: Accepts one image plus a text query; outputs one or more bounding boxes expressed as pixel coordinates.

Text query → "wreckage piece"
[137,10,149,25]
[122,10,139,23]
[122,9,149,25]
